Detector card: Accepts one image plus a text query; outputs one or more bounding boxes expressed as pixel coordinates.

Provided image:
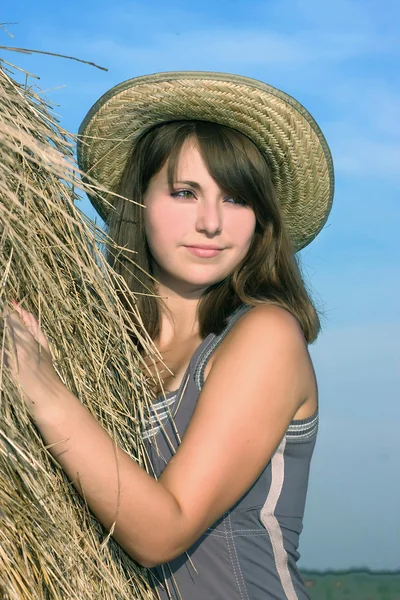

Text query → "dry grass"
[0,58,164,599]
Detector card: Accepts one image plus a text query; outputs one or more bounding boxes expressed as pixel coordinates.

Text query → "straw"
[0,59,163,599]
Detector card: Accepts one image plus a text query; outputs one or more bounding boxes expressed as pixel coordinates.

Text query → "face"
[143,140,256,296]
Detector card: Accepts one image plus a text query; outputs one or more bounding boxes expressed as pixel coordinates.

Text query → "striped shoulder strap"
[193,304,253,392]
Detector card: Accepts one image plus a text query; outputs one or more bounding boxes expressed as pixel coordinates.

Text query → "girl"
[5,72,334,599]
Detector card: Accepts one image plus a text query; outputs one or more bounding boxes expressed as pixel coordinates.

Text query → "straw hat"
[77,71,334,251]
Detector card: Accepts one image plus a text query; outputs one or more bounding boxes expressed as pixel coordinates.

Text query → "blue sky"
[2,0,399,571]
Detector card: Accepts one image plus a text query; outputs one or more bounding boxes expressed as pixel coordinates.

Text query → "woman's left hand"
[4,302,63,415]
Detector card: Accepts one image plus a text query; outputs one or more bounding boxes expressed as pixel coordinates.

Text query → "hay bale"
[0,60,160,599]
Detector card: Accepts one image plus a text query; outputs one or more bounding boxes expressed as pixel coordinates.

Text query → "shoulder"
[221,304,307,356]
[207,304,313,403]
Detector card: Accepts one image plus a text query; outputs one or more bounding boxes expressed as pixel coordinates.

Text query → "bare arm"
[8,304,314,567]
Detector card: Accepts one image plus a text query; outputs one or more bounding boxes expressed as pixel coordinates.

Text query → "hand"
[3,302,63,415]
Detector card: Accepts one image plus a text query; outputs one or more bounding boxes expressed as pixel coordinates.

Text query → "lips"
[185,245,224,258]
[185,245,223,250]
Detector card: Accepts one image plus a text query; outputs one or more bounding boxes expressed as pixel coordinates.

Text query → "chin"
[180,270,232,288]
[157,261,236,290]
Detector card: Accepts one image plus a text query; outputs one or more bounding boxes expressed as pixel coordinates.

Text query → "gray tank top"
[143,304,317,600]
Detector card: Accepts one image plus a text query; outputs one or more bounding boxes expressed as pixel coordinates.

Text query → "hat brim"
[77,71,334,251]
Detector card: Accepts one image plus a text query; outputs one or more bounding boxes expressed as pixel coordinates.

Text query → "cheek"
[231,211,257,249]
[144,203,184,253]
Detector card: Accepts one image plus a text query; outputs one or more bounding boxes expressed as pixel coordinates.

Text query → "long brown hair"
[107,120,320,345]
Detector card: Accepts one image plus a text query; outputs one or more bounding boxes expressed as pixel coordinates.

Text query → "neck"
[155,282,203,348]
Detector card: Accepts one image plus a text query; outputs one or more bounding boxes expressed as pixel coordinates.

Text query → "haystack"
[0,58,163,599]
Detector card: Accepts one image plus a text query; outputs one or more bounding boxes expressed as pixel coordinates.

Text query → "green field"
[300,571,400,600]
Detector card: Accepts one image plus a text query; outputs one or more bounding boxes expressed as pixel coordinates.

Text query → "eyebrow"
[173,180,202,190]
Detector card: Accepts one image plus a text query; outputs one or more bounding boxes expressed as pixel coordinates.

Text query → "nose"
[195,198,222,236]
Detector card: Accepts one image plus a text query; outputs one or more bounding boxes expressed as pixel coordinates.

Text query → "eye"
[224,196,247,206]
[171,189,196,199]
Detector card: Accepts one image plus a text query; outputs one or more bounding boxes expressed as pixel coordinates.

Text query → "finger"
[6,312,27,338]
[9,305,50,351]
[26,312,50,351]
[3,317,19,373]
[5,312,23,333]
[2,305,11,319]
[10,302,31,327]
[2,346,16,372]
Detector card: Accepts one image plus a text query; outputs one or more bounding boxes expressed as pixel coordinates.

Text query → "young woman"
[5,72,334,599]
